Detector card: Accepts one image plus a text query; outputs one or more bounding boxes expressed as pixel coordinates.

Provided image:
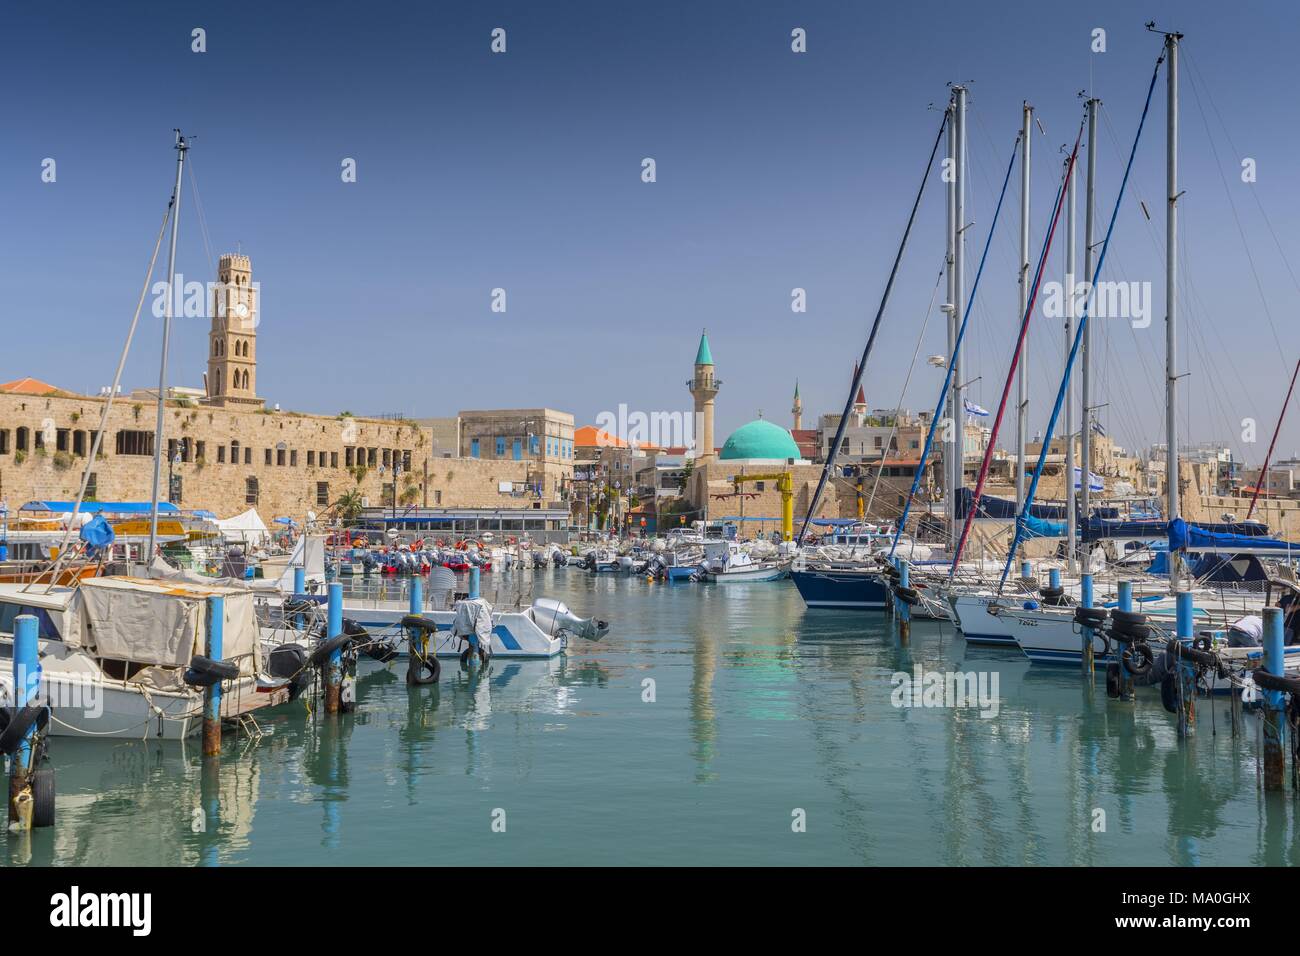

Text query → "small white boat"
[700,541,792,582]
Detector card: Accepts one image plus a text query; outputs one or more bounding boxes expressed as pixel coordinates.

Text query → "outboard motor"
[530,597,610,641]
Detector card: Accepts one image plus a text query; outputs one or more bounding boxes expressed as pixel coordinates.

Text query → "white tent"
[215,508,271,549]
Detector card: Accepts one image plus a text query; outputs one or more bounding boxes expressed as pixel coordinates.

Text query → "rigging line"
[33,198,175,593]
[1246,356,1300,521]
[187,155,217,270]
[889,128,1023,559]
[863,260,946,518]
[999,47,1166,592]
[796,108,948,546]
[1184,48,1300,298]
[951,120,1083,577]
[1182,61,1287,367]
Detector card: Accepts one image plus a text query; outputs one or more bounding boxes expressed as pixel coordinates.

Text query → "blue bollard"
[406,576,425,682]
[325,582,344,714]
[1115,580,1134,700]
[9,615,39,828]
[1175,590,1195,737]
[1021,560,1032,581]
[203,596,224,756]
[1081,573,1095,676]
[897,560,911,644]
[1262,606,1285,789]
[409,576,422,614]
[469,566,480,600]
[293,567,306,630]
[1049,567,1061,590]
[0,542,8,562]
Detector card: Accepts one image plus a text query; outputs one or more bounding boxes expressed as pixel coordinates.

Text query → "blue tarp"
[1022,514,1065,538]
[79,515,115,554]
[20,500,179,515]
[1168,517,1295,552]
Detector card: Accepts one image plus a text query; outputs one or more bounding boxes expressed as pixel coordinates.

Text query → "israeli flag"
[1090,418,1106,437]
[1073,467,1104,493]
[963,399,990,417]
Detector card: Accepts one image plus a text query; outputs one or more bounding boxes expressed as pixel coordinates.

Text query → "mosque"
[684,331,845,536]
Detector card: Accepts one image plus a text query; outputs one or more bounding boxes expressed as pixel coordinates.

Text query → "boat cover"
[451,598,493,650]
[77,576,261,673]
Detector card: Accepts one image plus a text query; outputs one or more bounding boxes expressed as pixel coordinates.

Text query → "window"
[72,431,86,456]
[471,439,480,458]
[496,437,505,457]
[56,429,69,452]
[218,446,226,463]
[244,447,251,465]
[513,438,522,460]
[382,448,391,468]
[345,447,354,467]
[290,450,298,467]
[434,490,442,505]
[403,450,411,471]
[531,435,540,455]
[0,430,8,454]
[307,451,315,467]
[115,430,153,456]
[316,482,330,506]
[265,448,273,465]
[367,448,377,467]
[195,441,205,462]
[246,477,259,504]
[277,448,286,466]
[756,481,765,491]
[85,472,97,499]
[16,427,28,452]
[330,452,338,468]
[231,440,239,464]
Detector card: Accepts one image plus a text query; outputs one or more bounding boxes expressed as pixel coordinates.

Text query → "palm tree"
[335,489,364,524]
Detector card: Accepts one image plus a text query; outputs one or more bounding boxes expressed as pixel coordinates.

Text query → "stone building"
[0,255,574,527]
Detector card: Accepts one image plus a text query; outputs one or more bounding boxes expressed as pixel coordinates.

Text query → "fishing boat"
[790,563,890,609]
[0,577,287,740]
[700,540,791,582]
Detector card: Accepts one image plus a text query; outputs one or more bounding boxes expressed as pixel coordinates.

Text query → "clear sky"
[4,1,1299,466]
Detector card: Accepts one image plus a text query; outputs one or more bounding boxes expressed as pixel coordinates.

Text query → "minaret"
[205,254,264,409]
[791,380,803,431]
[689,330,719,463]
[851,362,867,424]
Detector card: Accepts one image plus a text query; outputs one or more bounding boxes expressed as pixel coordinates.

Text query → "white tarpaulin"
[275,535,326,591]
[215,508,271,548]
[77,576,261,674]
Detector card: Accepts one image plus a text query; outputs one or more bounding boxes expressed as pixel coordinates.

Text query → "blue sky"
[4,1,1299,465]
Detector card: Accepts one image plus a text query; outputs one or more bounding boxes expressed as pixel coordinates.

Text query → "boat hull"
[791,568,889,610]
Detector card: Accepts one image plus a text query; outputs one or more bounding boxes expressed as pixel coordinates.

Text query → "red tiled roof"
[0,377,59,396]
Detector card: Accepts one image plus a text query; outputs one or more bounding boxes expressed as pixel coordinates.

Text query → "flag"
[1090,418,1106,437]
[1073,467,1104,493]
[963,399,990,417]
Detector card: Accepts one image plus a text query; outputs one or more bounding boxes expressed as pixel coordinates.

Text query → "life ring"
[407,652,441,685]
[0,702,49,755]
[1122,642,1154,676]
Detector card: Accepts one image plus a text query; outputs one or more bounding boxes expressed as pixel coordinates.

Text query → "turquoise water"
[8,570,1300,866]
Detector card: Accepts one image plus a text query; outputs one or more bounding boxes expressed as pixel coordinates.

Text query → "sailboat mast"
[1016,103,1032,514]
[1080,97,1099,566]
[1064,148,1077,571]
[951,86,967,551]
[944,100,957,547]
[148,131,188,560]
[1165,31,1182,584]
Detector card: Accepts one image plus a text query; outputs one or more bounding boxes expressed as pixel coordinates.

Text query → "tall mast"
[944,99,957,545]
[1080,97,1099,566]
[148,131,188,560]
[1064,149,1077,571]
[1016,103,1032,513]
[1165,31,1182,583]
[952,86,967,551]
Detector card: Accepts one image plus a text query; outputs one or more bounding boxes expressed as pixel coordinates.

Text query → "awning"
[20,500,180,515]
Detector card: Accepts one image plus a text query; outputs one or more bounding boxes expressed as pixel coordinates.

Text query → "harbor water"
[8,570,1299,866]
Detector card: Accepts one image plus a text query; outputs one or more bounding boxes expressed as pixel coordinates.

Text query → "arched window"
[216,368,223,394]
[231,439,239,464]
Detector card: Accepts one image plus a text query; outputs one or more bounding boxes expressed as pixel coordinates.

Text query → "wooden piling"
[203,595,224,757]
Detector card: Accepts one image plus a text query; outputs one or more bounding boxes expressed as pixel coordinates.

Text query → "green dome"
[719,419,801,461]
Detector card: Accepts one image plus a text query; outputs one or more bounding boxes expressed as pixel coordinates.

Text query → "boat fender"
[896,586,921,607]
[1171,642,1218,668]
[183,668,221,688]
[407,651,441,685]
[189,654,241,683]
[310,634,354,668]
[0,702,49,756]
[1122,642,1154,676]
[1105,662,1123,699]
[401,614,438,633]
[365,643,400,665]
[1252,669,1300,697]
[1073,607,1109,628]
[31,764,55,829]
[1022,600,1039,611]
[1192,635,1213,652]
[1112,608,1147,628]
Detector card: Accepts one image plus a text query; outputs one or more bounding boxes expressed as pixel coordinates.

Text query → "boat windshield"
[0,601,63,641]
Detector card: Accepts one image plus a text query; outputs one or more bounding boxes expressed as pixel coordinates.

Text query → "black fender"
[0,701,49,756]
[188,654,240,682]
[1160,673,1179,713]
[1105,662,1122,699]
[1122,642,1154,676]
[310,634,353,668]
[895,586,921,607]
